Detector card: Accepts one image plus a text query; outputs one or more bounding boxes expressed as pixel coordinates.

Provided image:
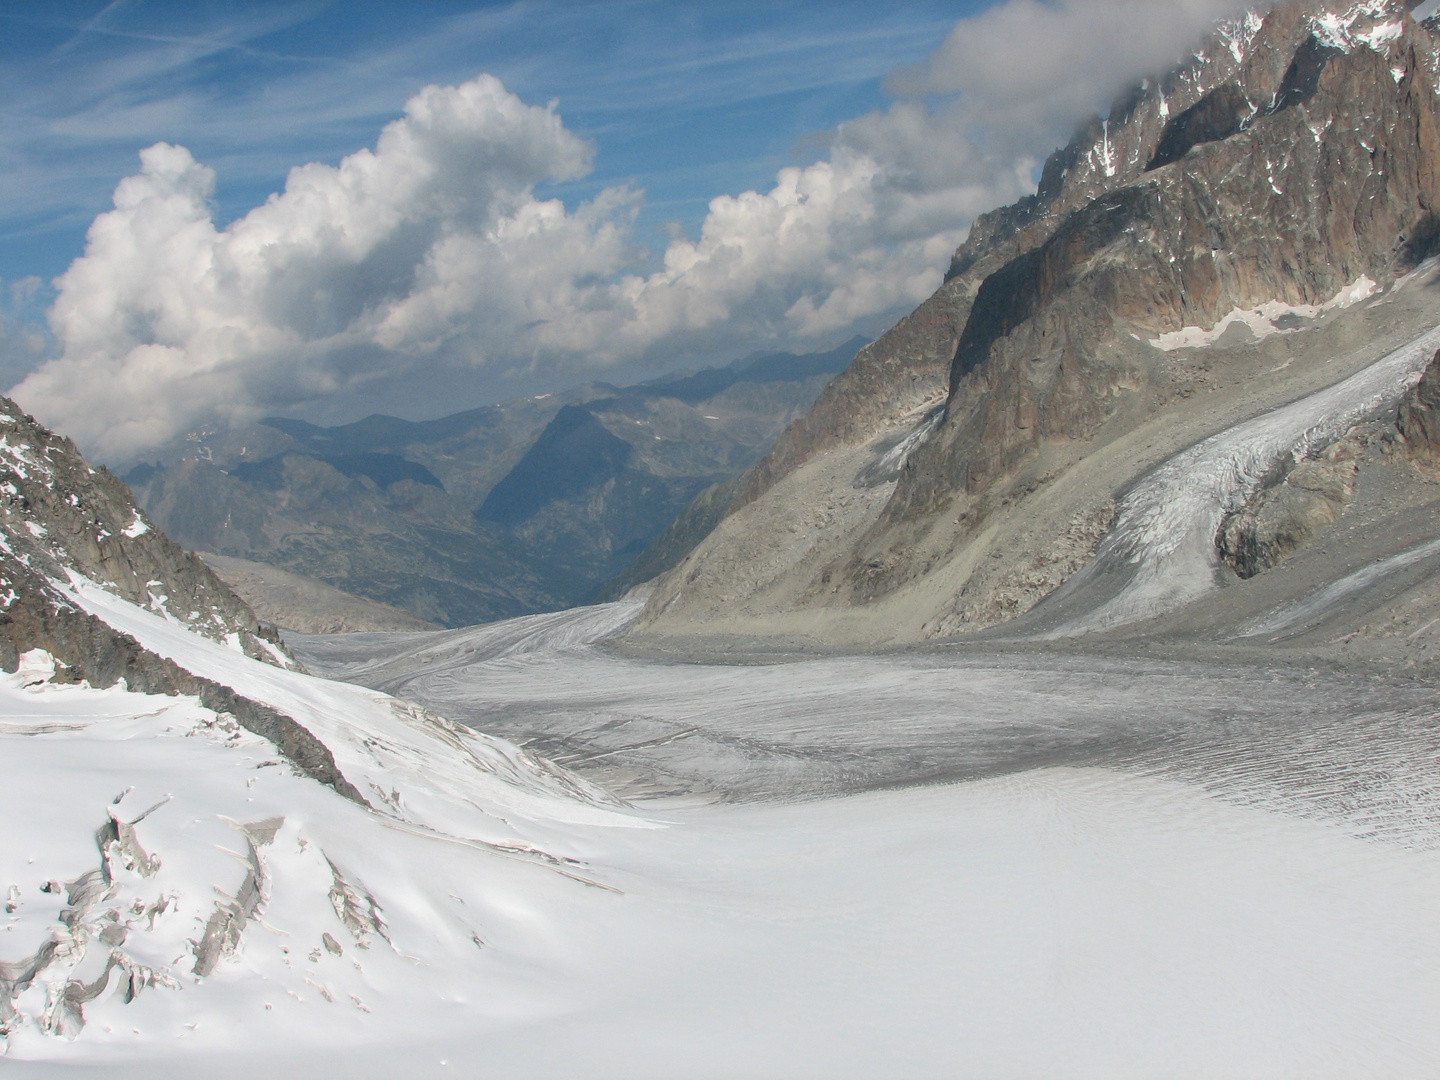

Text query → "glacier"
[3,579,1440,1075]
[1016,321,1440,638]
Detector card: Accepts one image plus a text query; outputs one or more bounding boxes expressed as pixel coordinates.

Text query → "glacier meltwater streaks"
[1023,322,1440,638]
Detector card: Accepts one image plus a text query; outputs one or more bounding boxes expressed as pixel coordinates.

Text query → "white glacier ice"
[3,578,1440,1076]
[8,354,1440,1078]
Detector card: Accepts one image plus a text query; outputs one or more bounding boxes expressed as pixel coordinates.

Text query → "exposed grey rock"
[0,397,288,663]
[899,20,1440,520]
[1398,347,1440,453]
[1220,441,1361,577]
[200,553,440,633]
[694,7,1321,531]
[0,397,366,802]
[639,0,1440,639]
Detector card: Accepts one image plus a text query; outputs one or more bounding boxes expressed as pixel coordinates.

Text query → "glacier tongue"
[1018,322,1440,638]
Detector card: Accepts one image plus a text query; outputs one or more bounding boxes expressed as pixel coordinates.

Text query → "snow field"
[3,577,1440,1074]
[0,660,629,1065]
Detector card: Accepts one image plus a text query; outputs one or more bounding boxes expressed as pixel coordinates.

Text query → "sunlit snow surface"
[7,587,1440,1076]
[286,602,1440,1078]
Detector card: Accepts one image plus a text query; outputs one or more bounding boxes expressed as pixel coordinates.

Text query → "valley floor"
[313,609,1440,1074]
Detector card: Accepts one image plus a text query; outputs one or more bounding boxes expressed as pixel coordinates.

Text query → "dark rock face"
[0,396,360,802]
[1267,34,1347,114]
[1398,348,1440,453]
[478,406,636,525]
[1147,83,1253,170]
[0,397,285,664]
[863,3,1440,581]
[637,0,1440,638]
[1219,442,1360,577]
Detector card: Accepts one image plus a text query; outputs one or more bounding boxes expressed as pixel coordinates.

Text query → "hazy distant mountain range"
[122,338,863,627]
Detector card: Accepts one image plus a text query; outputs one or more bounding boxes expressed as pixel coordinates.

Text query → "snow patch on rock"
[1149,276,1377,351]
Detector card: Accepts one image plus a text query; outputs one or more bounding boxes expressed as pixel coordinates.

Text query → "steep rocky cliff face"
[1398,344,1440,451]
[715,6,1307,519]
[638,0,1440,644]
[0,396,369,798]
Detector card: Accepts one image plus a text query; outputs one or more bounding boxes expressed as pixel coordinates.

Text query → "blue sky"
[0,1,974,286]
[0,0,1243,459]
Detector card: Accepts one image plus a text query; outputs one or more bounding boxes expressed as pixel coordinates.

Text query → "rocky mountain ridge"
[0,395,370,799]
[636,0,1440,647]
[0,398,285,663]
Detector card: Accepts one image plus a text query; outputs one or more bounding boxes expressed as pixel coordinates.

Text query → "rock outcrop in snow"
[0,400,647,1056]
[0,396,286,666]
[0,396,371,801]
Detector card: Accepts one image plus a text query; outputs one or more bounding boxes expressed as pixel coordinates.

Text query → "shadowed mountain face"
[478,407,636,525]
[122,340,863,627]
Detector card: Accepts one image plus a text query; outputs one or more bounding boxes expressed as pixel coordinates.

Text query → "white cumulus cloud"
[13,0,1254,464]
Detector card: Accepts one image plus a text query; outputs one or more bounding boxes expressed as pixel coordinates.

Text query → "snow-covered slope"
[0,398,654,1063]
[6,383,1440,1075]
[10,593,1440,1077]
[0,591,654,1064]
[8,3,1440,1070]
